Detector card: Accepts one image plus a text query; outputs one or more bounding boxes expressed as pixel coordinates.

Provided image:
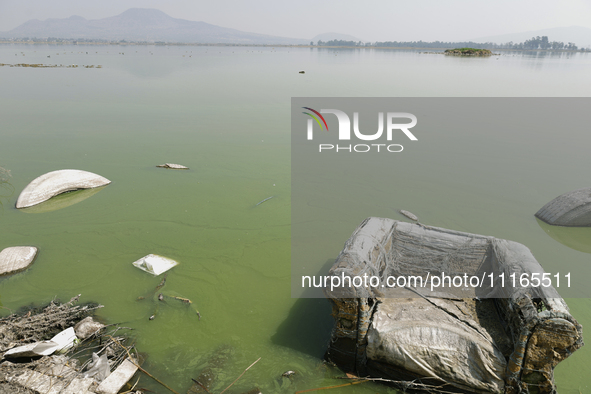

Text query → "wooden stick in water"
[219,357,261,394]
[255,196,274,206]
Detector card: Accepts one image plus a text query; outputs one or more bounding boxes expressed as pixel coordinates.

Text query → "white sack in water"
[132,254,178,276]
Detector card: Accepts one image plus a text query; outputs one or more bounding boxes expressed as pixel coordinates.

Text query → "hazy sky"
[1,0,590,41]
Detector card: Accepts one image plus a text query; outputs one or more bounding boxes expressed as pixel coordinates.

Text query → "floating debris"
[0,295,140,394]
[255,195,274,206]
[0,246,38,276]
[399,209,418,221]
[132,254,179,276]
[325,217,583,393]
[156,163,189,170]
[299,70,305,74]
[0,295,99,354]
[282,370,296,378]
[535,187,591,226]
[16,169,111,209]
[137,274,200,321]
[83,352,110,381]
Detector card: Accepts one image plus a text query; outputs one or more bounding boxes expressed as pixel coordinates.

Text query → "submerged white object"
[132,254,179,276]
[156,163,189,170]
[16,169,111,209]
[4,327,77,358]
[0,246,38,275]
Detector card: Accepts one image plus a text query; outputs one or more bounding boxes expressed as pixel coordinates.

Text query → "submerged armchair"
[324,217,583,393]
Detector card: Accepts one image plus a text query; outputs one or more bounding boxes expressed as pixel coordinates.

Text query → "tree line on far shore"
[314,36,586,51]
[2,35,585,51]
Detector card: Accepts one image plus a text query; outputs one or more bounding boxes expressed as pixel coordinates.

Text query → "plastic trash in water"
[4,327,77,358]
[51,326,78,353]
[83,352,111,381]
[132,254,179,276]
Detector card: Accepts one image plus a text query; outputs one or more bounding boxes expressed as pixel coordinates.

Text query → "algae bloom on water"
[444,48,492,56]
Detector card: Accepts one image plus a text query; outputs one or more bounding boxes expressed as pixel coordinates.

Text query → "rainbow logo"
[302,107,329,131]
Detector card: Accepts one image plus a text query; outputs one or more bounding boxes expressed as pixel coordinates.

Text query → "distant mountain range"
[0,8,309,45]
[472,26,591,48]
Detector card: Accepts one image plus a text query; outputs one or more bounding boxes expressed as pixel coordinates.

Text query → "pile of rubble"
[0,295,140,394]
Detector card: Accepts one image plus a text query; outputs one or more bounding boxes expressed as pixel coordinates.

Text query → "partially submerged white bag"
[132,254,179,276]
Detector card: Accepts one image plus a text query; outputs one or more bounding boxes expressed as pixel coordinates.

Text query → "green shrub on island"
[445,48,492,56]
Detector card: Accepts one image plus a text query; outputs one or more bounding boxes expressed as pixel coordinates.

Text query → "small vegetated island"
[444,47,492,56]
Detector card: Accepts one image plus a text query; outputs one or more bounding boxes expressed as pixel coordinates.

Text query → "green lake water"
[1,44,591,393]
